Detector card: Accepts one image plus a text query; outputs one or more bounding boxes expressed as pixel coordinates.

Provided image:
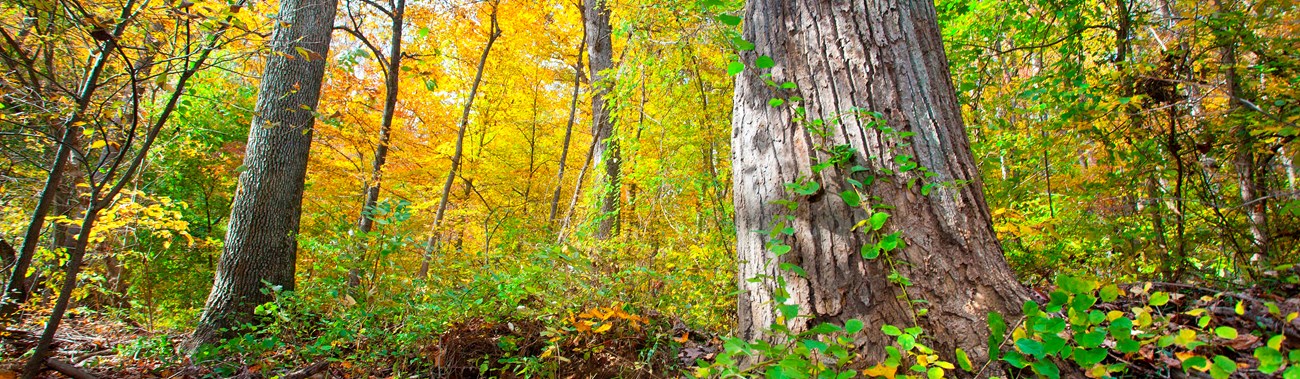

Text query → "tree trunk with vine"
[731,0,1032,367]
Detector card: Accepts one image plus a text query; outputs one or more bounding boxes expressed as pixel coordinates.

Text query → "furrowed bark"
[731,0,1031,369]
[584,0,619,241]
[187,0,339,350]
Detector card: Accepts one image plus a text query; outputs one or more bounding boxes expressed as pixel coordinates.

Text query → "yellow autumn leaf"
[862,364,897,379]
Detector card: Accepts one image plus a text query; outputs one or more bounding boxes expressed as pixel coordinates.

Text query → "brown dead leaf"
[1226,334,1260,350]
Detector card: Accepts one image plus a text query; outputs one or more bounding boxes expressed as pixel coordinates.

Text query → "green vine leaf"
[727,61,745,75]
[869,212,890,231]
[840,190,861,207]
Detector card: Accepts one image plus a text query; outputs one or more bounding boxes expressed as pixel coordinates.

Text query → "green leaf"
[1088,310,1106,325]
[1001,350,1028,368]
[779,262,807,277]
[809,323,842,335]
[860,243,880,259]
[1117,338,1140,353]
[1073,347,1107,366]
[1036,317,1067,334]
[769,98,785,107]
[844,319,864,334]
[1076,330,1106,348]
[1047,291,1068,312]
[840,190,861,207]
[1023,300,1041,317]
[885,346,902,366]
[1055,275,1096,295]
[882,325,903,336]
[1099,284,1120,302]
[1284,366,1300,379]
[897,334,916,350]
[1254,346,1284,374]
[1214,326,1238,339]
[1212,355,1236,376]
[1109,317,1133,341]
[734,37,755,51]
[1149,291,1171,306]
[1071,294,1097,312]
[1041,334,1067,355]
[927,367,943,379]
[791,180,820,195]
[1183,356,1209,372]
[879,232,901,251]
[803,339,829,352]
[717,14,742,25]
[727,61,745,75]
[955,348,973,371]
[869,212,890,231]
[771,244,792,256]
[1031,360,1060,379]
[756,55,776,69]
[1267,334,1284,350]
[988,312,1007,352]
[1015,338,1045,358]
[778,304,799,321]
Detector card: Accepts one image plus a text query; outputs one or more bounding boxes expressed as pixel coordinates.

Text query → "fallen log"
[45,357,96,379]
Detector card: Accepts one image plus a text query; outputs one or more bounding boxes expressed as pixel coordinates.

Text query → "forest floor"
[2,280,1298,378]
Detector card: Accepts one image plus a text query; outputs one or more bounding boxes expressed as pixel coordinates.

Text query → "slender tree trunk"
[731,0,1031,366]
[584,0,619,241]
[1216,0,1268,265]
[357,0,405,235]
[21,207,99,379]
[186,0,339,349]
[350,0,405,287]
[550,40,585,225]
[559,137,598,243]
[0,4,131,321]
[23,6,231,373]
[421,3,501,279]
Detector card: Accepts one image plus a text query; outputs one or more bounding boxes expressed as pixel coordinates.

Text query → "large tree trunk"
[187,0,338,349]
[584,0,619,241]
[731,0,1031,366]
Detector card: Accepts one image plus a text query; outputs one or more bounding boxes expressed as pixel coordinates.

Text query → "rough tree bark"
[731,0,1031,366]
[584,0,619,240]
[186,0,338,349]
